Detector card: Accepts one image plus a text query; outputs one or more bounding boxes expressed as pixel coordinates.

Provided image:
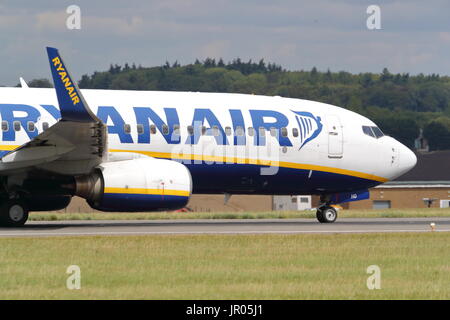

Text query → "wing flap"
[1,146,74,163]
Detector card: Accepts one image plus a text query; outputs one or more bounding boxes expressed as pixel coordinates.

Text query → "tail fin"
[46,47,99,122]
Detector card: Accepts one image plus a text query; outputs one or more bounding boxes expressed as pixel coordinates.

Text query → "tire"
[316,209,326,223]
[316,206,337,223]
[0,200,29,227]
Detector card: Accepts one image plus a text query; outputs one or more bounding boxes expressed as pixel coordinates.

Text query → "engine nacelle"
[24,195,72,212]
[75,158,192,212]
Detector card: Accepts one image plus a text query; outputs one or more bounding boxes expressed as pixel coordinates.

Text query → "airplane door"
[327,115,343,158]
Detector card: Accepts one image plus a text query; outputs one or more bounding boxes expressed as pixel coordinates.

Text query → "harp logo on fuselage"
[291,110,323,149]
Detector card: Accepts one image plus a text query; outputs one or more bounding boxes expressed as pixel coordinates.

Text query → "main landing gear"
[0,200,29,227]
[316,194,337,223]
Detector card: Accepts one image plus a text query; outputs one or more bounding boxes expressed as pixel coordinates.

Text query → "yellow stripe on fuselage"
[0,144,389,183]
[0,145,20,151]
[104,187,190,197]
[110,149,389,183]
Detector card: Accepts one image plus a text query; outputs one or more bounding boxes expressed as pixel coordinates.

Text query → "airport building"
[344,150,450,209]
[273,151,450,210]
[64,193,273,213]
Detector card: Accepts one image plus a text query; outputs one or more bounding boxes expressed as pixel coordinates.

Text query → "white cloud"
[439,32,450,43]
[35,10,66,31]
[200,40,230,59]
[0,0,450,85]
[82,15,145,36]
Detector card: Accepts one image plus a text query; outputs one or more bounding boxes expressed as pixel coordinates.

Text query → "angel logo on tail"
[291,110,323,149]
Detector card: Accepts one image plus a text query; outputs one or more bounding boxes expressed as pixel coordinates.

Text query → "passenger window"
[27,121,35,132]
[123,124,131,134]
[212,125,219,137]
[187,125,193,136]
[225,126,232,136]
[362,126,375,138]
[281,127,288,137]
[173,124,180,135]
[248,127,255,136]
[292,128,299,137]
[371,126,384,138]
[137,124,144,135]
[259,127,266,137]
[2,121,8,132]
[270,127,277,137]
[162,124,169,135]
[13,121,21,132]
[42,122,49,131]
[235,126,244,136]
[150,124,157,134]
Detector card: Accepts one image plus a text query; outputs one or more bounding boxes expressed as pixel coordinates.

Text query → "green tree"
[423,118,450,151]
[75,59,450,150]
[16,78,53,88]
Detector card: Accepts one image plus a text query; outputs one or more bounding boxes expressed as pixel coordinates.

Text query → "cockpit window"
[362,125,384,139]
[371,126,384,138]
[362,126,375,138]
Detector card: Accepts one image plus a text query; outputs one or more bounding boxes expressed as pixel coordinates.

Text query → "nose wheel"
[316,206,337,223]
[0,200,29,227]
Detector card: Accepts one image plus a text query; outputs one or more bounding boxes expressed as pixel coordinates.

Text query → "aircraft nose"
[398,143,417,174]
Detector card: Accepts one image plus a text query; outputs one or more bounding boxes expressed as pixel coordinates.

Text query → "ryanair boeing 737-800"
[0,47,416,227]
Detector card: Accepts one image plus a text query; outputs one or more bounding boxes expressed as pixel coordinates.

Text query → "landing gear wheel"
[316,206,337,223]
[0,200,29,227]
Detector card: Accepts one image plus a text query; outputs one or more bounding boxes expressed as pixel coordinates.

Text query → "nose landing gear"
[316,206,337,223]
[0,200,29,227]
[316,194,338,223]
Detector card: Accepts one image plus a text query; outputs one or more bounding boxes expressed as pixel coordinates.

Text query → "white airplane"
[0,47,416,227]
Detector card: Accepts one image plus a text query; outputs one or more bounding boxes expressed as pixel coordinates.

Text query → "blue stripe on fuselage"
[98,193,189,212]
[155,158,381,194]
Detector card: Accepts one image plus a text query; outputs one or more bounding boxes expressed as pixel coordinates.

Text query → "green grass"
[1,233,450,299]
[29,208,450,221]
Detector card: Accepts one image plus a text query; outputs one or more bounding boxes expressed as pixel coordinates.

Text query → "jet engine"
[74,158,192,212]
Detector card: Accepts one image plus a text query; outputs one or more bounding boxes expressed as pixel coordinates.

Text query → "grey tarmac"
[0,217,449,237]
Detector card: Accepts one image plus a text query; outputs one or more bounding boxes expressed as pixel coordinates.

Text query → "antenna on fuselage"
[19,77,29,88]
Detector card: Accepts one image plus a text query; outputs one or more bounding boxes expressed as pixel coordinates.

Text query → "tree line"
[21,58,450,151]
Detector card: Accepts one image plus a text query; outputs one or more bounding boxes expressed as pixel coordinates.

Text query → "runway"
[0,217,449,237]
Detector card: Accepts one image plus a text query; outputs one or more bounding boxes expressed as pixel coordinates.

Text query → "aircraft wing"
[0,47,107,174]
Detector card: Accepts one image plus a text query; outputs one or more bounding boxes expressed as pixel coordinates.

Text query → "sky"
[0,0,449,85]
